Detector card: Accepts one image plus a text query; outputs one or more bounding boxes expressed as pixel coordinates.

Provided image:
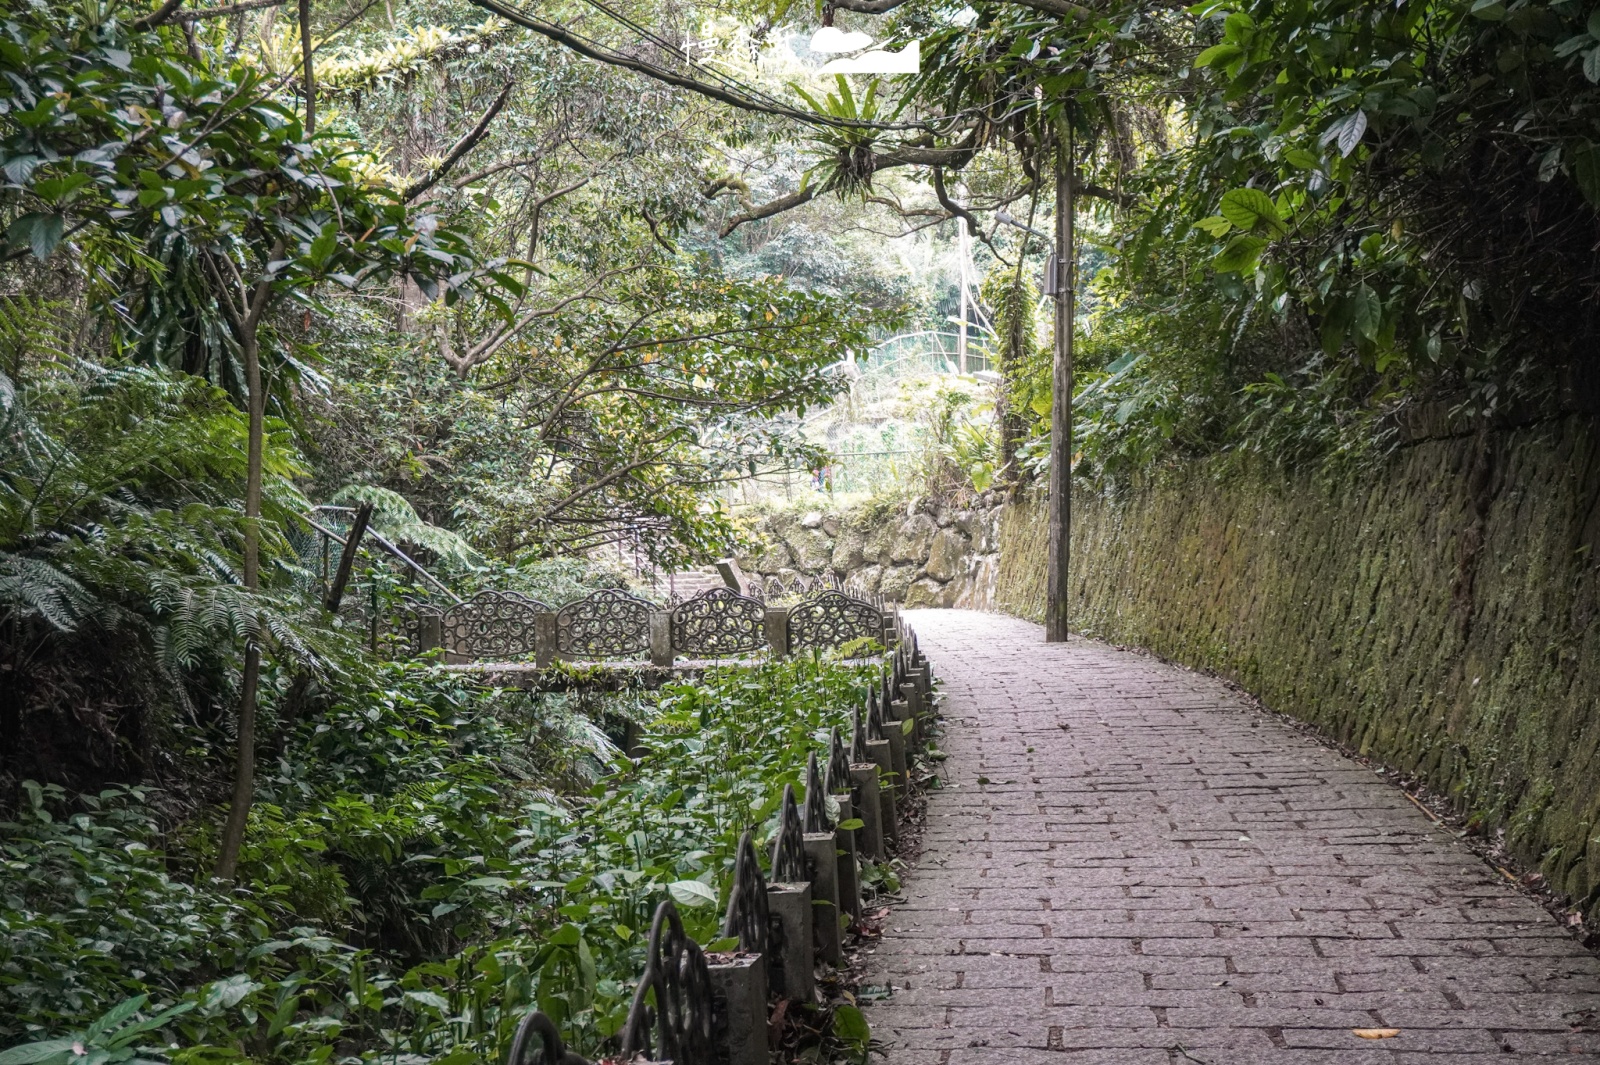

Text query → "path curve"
[864,610,1600,1063]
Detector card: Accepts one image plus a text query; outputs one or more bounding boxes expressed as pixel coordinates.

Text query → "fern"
[328,483,478,565]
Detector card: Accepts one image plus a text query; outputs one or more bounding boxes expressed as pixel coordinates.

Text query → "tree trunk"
[298,0,316,134]
[1044,131,1075,643]
[215,315,266,881]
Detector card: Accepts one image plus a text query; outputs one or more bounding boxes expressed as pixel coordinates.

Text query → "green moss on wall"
[997,416,1600,912]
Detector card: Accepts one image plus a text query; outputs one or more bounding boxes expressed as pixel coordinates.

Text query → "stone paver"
[863,610,1600,1063]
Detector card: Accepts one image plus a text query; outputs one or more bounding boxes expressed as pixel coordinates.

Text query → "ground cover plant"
[0,652,894,1064]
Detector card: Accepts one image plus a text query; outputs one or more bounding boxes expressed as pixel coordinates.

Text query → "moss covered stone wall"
[997,416,1600,912]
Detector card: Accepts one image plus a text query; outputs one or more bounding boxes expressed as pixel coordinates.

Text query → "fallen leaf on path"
[1352,1028,1401,1039]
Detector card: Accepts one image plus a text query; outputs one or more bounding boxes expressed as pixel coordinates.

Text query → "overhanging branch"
[403,81,513,202]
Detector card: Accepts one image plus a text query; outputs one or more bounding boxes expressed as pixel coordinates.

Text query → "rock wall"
[996,415,1600,913]
[740,496,1003,609]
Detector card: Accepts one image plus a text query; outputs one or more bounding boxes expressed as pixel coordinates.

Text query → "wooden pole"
[1045,129,1075,643]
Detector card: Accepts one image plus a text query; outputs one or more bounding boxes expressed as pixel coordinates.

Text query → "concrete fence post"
[534,613,558,668]
[832,791,862,919]
[803,832,843,966]
[765,882,814,1002]
[864,739,899,846]
[418,613,442,654]
[899,681,923,746]
[648,610,674,667]
[706,953,767,1065]
[848,764,886,860]
[764,607,790,658]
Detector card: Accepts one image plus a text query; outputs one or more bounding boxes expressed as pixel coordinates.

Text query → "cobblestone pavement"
[862,610,1600,1063]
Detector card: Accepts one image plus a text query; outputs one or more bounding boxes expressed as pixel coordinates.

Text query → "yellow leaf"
[1352,1028,1400,1040]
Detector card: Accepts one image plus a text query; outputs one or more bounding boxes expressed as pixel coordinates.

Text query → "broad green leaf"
[1193,215,1233,237]
[1585,46,1600,84]
[1219,188,1284,234]
[1211,234,1268,274]
[833,1005,871,1046]
[837,817,865,831]
[1194,43,1242,68]
[1353,283,1382,340]
[668,879,717,907]
[0,1040,76,1065]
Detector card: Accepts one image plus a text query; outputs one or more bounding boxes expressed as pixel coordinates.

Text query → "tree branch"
[831,0,1093,18]
[402,81,513,202]
[718,185,816,237]
[129,0,186,30]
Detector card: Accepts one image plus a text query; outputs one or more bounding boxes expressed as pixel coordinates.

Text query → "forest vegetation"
[2,0,1597,1060]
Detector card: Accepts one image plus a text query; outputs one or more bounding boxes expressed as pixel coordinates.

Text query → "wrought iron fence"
[405,585,893,664]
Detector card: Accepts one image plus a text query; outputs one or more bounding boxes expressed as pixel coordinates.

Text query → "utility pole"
[1044,130,1074,642]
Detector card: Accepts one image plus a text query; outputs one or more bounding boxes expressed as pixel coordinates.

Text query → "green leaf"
[837,817,865,831]
[1193,215,1233,237]
[1584,47,1600,84]
[1218,188,1284,234]
[1194,43,1242,68]
[706,936,740,952]
[1571,143,1600,207]
[1353,283,1382,340]
[833,1005,871,1046]
[1282,148,1320,170]
[0,1040,76,1065]
[668,879,717,907]
[1211,234,1268,274]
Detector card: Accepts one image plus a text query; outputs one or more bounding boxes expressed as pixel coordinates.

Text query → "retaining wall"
[739,496,1003,609]
[996,415,1600,911]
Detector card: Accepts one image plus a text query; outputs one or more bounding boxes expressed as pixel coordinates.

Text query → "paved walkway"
[863,610,1600,1063]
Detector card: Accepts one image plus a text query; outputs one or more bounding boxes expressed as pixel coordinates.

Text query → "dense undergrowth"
[0,653,891,1063]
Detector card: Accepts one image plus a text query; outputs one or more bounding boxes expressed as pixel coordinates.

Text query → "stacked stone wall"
[996,415,1600,913]
[740,496,1002,609]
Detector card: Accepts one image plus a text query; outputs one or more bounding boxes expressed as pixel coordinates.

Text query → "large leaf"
[1211,234,1268,274]
[1219,188,1285,235]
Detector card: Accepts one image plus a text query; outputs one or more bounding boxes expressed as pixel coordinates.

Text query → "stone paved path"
[863,610,1600,1063]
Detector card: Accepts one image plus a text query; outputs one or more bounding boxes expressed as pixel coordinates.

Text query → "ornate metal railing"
[409,585,893,664]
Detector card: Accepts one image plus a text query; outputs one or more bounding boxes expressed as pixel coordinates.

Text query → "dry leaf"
[1352,1028,1401,1039]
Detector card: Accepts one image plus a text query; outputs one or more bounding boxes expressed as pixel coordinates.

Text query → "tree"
[1,2,504,877]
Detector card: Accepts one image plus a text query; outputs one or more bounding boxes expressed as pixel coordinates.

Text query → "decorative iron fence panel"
[555,588,654,659]
[788,590,884,652]
[441,590,551,659]
[670,587,766,656]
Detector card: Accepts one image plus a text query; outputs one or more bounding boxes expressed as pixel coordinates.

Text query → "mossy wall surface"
[997,416,1600,911]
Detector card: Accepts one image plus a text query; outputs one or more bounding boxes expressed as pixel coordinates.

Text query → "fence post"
[832,791,862,920]
[900,679,923,745]
[803,832,843,966]
[848,764,886,860]
[534,613,558,668]
[418,613,442,654]
[705,954,767,1065]
[764,607,790,658]
[649,610,674,667]
[765,882,814,1001]
[864,741,899,846]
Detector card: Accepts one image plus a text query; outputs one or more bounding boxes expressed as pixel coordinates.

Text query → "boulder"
[889,513,938,564]
[831,526,867,572]
[904,577,950,608]
[799,511,824,529]
[863,521,896,565]
[878,565,916,601]
[852,564,883,594]
[783,525,833,572]
[924,528,971,583]
[822,515,841,537]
